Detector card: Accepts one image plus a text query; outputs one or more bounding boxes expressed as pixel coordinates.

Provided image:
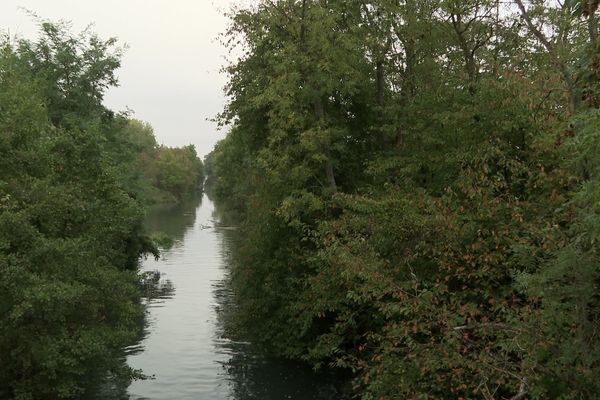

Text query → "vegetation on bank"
[207,0,600,398]
[0,21,202,399]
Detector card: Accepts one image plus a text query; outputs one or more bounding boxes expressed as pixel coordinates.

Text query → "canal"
[109,194,339,399]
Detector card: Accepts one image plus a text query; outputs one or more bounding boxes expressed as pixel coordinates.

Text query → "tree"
[210,0,600,398]
[0,22,154,399]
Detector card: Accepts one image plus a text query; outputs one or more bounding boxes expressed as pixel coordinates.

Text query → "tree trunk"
[451,13,478,92]
[376,60,385,108]
[313,97,337,192]
[589,14,598,45]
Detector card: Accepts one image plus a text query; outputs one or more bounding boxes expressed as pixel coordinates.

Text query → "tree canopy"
[207,1,600,398]
[0,21,203,399]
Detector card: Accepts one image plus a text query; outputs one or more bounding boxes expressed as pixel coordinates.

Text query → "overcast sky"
[0,0,251,158]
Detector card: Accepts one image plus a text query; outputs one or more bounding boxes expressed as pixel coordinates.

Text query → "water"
[113,195,339,400]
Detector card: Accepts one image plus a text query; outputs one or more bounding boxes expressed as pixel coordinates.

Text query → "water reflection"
[81,270,176,400]
[143,195,202,246]
[221,348,341,400]
[86,195,341,399]
[139,270,176,301]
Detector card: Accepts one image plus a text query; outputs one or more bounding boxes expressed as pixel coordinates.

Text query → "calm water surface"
[118,195,338,400]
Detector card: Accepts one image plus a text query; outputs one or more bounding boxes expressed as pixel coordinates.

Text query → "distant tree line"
[121,119,204,203]
[206,0,600,398]
[0,21,202,399]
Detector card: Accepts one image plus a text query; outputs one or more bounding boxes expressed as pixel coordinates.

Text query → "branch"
[510,377,528,400]
[361,1,375,27]
[264,0,293,23]
[514,0,578,112]
[452,322,524,333]
[514,0,555,54]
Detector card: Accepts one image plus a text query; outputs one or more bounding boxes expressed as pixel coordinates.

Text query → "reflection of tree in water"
[208,192,242,229]
[211,221,347,400]
[219,341,343,400]
[81,271,175,400]
[144,194,203,245]
[139,270,176,302]
[79,363,133,400]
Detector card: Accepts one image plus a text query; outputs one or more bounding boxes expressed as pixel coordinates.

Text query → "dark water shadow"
[212,280,343,400]
[210,208,349,400]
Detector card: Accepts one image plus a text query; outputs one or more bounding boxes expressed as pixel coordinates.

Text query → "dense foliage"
[119,119,204,203]
[0,22,202,399]
[207,0,600,398]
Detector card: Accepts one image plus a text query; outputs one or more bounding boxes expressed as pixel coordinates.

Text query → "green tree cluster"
[207,0,600,398]
[119,119,204,203]
[0,21,200,399]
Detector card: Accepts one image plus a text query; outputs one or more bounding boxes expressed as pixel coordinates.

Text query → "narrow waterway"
[116,195,338,400]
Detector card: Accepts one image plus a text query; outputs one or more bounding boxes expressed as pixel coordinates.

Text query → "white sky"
[0,0,251,158]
